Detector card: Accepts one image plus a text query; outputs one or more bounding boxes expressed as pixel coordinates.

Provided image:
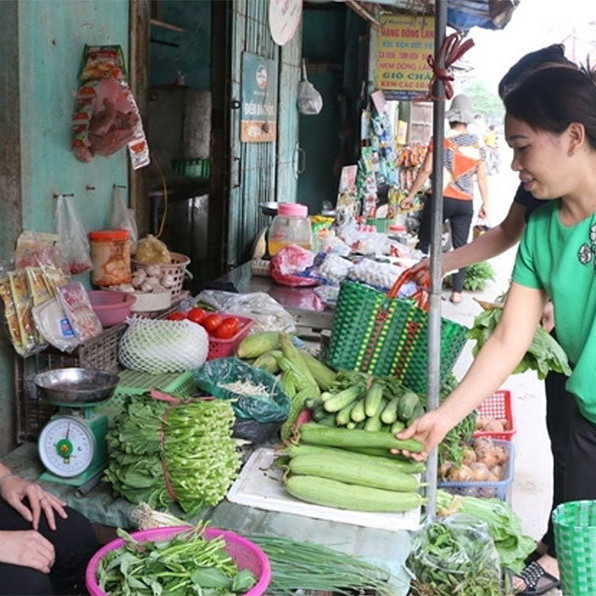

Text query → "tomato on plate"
[187,307,207,325]
[166,311,187,321]
[202,313,224,333]
[213,317,242,339]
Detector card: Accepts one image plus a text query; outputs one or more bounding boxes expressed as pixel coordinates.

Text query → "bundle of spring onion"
[104,395,241,516]
[133,504,398,595]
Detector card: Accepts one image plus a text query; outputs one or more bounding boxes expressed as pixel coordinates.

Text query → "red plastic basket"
[473,390,516,441]
[207,314,254,360]
[86,526,271,596]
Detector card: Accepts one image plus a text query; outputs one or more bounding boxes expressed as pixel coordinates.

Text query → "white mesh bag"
[119,318,209,373]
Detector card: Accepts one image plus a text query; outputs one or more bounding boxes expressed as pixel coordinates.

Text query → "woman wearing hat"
[402,94,489,304]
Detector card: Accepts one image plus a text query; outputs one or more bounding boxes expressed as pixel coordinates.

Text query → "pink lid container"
[277,202,308,217]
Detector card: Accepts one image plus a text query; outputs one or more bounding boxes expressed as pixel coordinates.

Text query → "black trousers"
[415,195,474,292]
[542,369,574,557]
[0,500,98,595]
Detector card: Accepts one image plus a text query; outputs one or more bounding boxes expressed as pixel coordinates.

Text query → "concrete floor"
[442,157,561,595]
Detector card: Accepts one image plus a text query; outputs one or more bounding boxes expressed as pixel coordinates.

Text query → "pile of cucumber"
[282,423,427,513]
[309,372,426,433]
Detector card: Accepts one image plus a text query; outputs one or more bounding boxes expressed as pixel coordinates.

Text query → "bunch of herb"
[104,395,241,516]
[468,301,572,379]
[445,261,496,292]
[96,526,256,595]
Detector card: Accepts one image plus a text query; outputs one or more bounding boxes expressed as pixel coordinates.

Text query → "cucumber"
[335,402,355,426]
[288,454,421,492]
[323,386,361,413]
[391,420,406,434]
[285,475,426,512]
[407,404,426,428]
[363,398,385,432]
[398,391,420,422]
[364,381,384,418]
[350,398,367,423]
[381,396,400,425]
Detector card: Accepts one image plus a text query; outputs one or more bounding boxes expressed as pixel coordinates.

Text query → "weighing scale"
[34,368,119,488]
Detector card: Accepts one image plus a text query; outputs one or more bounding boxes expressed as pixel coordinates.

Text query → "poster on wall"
[268,0,302,46]
[376,14,435,101]
[241,52,278,143]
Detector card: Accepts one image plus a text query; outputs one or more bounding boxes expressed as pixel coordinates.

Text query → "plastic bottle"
[89,229,132,286]
[267,203,313,257]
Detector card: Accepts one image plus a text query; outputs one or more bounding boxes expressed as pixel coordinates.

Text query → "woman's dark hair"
[504,66,596,151]
[498,44,575,99]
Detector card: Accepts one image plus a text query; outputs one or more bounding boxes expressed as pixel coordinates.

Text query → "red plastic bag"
[270,245,318,287]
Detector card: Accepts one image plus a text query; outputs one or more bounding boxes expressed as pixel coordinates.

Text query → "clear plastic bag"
[297,60,323,115]
[110,186,138,248]
[407,514,503,596]
[55,195,93,275]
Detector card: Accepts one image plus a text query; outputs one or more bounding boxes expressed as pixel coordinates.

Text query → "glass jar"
[267,203,313,257]
[89,229,132,286]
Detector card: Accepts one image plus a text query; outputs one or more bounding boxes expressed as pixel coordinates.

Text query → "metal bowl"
[33,368,120,406]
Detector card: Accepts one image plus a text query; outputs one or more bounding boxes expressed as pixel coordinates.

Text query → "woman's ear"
[567,122,586,156]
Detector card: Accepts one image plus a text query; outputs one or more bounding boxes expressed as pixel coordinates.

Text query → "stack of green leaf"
[468,301,572,379]
[436,490,536,573]
[104,395,241,517]
[446,261,496,291]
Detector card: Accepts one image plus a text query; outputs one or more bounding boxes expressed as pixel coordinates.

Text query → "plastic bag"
[473,216,491,240]
[134,234,171,264]
[297,60,323,115]
[55,195,93,275]
[407,514,503,596]
[110,186,138,248]
[193,357,290,423]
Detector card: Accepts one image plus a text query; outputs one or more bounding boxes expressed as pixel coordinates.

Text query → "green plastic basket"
[553,500,596,595]
[115,369,198,397]
[326,280,468,394]
[366,217,392,233]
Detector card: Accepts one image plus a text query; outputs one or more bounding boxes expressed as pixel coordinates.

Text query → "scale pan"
[34,368,119,406]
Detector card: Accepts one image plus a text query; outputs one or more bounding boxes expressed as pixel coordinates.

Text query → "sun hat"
[445,94,474,124]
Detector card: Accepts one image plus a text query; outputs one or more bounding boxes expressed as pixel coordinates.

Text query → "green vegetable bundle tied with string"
[104,394,241,516]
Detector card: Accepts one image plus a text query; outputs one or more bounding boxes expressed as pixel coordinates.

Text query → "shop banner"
[241,52,278,143]
[376,14,434,101]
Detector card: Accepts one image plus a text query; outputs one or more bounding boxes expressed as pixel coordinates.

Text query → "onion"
[447,465,474,482]
[469,462,491,482]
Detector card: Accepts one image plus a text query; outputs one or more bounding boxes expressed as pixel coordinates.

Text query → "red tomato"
[187,307,207,324]
[166,311,187,321]
[213,317,242,339]
[202,313,224,333]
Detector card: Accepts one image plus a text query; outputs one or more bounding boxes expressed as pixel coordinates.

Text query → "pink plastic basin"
[86,526,271,596]
[88,290,136,327]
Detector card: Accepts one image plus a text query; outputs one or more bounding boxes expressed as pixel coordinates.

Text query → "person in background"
[406,44,577,596]
[399,58,596,595]
[401,94,489,304]
[484,124,500,174]
[0,462,98,595]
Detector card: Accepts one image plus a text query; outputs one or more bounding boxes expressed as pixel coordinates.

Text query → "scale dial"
[38,416,95,478]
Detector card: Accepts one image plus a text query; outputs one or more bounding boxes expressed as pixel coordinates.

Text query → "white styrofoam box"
[227,448,422,532]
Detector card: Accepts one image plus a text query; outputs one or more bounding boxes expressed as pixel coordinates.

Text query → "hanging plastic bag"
[297,60,323,115]
[109,185,139,248]
[473,216,491,239]
[55,195,93,275]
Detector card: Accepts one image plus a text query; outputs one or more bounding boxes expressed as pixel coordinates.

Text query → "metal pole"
[425,0,447,521]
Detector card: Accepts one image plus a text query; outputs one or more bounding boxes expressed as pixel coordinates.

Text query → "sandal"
[515,561,560,595]
[449,292,463,304]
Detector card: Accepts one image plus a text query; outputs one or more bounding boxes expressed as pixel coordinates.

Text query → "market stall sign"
[268,0,302,46]
[241,52,278,143]
[376,14,434,101]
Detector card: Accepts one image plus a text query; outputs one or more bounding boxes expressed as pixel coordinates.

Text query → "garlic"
[161,274,176,288]
[145,265,161,278]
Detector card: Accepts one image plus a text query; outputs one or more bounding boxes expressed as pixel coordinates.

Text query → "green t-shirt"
[513,200,596,423]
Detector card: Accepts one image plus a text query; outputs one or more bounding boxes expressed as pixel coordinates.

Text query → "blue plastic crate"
[438,439,515,501]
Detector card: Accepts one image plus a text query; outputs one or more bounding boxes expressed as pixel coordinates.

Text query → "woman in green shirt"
[398,60,596,595]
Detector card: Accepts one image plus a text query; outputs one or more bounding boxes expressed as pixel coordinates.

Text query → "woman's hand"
[541,301,555,333]
[393,409,452,461]
[0,530,55,573]
[478,204,488,220]
[407,259,431,289]
[400,196,414,210]
[0,476,67,530]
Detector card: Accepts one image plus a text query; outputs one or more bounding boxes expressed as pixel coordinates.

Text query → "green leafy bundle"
[446,261,496,291]
[468,304,572,379]
[104,395,241,516]
[96,526,256,595]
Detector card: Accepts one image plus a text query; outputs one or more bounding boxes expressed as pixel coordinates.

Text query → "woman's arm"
[398,282,546,458]
[401,149,433,208]
[476,159,489,219]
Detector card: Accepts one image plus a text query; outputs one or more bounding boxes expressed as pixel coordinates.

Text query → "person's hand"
[393,410,452,461]
[541,301,555,333]
[407,259,431,289]
[0,476,67,531]
[0,530,55,573]
[400,196,414,210]
[478,204,488,220]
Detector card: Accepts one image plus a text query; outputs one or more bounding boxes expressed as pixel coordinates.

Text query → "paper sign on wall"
[269,0,302,46]
[376,14,435,101]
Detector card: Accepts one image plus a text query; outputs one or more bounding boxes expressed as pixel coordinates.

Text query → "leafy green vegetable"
[104,395,241,515]
[96,525,256,595]
[468,303,572,379]
[446,261,496,291]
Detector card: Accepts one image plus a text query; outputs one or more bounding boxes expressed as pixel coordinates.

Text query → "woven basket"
[326,273,468,394]
[132,252,190,300]
[553,500,596,596]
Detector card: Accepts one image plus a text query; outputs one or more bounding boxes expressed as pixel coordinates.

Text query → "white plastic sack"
[297,60,323,115]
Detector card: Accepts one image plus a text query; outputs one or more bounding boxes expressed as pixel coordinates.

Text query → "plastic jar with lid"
[89,229,132,286]
[267,203,313,257]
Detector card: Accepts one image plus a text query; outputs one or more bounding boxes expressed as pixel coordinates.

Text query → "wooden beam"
[345,0,380,29]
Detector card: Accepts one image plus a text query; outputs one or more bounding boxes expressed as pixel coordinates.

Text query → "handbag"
[325,271,468,394]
